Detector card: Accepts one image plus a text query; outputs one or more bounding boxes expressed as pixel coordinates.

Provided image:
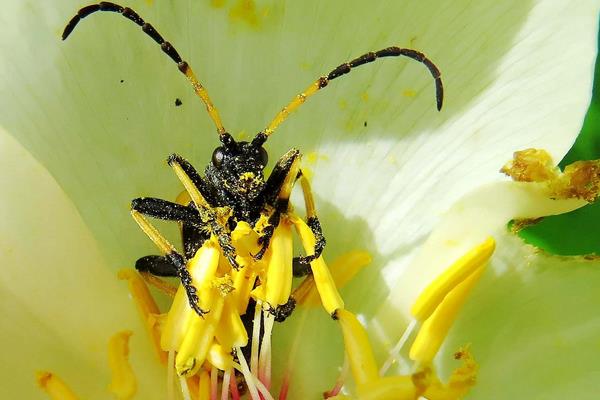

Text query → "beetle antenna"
[258,47,443,140]
[62,2,228,138]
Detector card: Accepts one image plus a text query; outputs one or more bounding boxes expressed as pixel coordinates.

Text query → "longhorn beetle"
[63,2,443,319]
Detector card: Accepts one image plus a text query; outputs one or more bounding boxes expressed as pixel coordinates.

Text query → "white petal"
[0,127,164,399]
[440,233,600,399]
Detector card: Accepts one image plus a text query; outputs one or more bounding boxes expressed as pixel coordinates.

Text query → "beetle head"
[206,133,268,201]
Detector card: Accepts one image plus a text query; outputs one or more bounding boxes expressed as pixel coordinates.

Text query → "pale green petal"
[0,0,596,270]
[440,233,600,399]
[0,127,164,399]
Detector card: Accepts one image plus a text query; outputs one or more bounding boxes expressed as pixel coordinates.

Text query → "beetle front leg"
[254,149,301,260]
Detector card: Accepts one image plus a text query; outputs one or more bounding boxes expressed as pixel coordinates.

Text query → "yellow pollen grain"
[403,89,417,98]
[335,309,378,386]
[411,237,495,322]
[107,331,137,400]
[117,269,167,364]
[36,371,80,400]
[410,266,486,364]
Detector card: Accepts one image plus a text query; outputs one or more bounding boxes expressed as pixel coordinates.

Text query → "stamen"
[36,371,80,400]
[250,300,263,374]
[198,369,211,400]
[379,319,419,376]
[210,366,218,400]
[107,331,137,400]
[176,292,225,376]
[117,269,166,363]
[259,311,275,389]
[323,356,349,398]
[411,237,495,322]
[221,369,231,400]
[296,250,371,306]
[207,342,234,371]
[229,371,241,400]
[291,215,344,315]
[215,295,249,351]
[179,375,192,400]
[167,350,175,400]
[334,309,378,386]
[234,349,261,400]
[410,266,486,364]
[265,220,293,308]
[140,271,178,297]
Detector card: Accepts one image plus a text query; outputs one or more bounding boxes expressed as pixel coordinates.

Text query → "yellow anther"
[335,309,378,386]
[424,346,478,400]
[231,221,261,257]
[117,269,166,364]
[291,215,344,314]
[207,342,234,371]
[410,266,486,364]
[232,267,257,314]
[216,296,249,350]
[161,285,194,352]
[265,220,293,307]
[356,376,417,400]
[411,237,495,322]
[36,371,80,400]
[161,239,220,354]
[107,331,137,400]
[198,369,211,400]
[176,291,225,376]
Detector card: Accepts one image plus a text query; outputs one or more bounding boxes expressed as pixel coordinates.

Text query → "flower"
[0,0,599,399]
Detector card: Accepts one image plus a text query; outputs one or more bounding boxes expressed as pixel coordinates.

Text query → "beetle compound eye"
[212,147,225,168]
[258,147,268,167]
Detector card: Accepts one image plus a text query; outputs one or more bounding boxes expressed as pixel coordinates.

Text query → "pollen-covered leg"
[131,210,207,317]
[293,171,326,265]
[168,154,240,270]
[254,149,302,261]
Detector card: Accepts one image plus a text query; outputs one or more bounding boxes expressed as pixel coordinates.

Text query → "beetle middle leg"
[130,210,208,317]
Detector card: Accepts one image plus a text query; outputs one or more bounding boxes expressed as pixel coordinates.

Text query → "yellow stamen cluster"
[333,237,494,399]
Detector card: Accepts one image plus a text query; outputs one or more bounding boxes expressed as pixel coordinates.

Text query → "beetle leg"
[168,154,240,270]
[254,150,301,260]
[130,210,208,317]
[293,170,326,266]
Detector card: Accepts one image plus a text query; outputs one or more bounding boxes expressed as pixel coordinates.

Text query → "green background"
[520,33,600,255]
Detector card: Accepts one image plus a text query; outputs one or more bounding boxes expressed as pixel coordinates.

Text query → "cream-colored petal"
[0,127,164,399]
[440,233,600,399]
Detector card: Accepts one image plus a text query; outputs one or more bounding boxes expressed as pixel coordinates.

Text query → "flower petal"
[440,233,600,399]
[0,127,164,399]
